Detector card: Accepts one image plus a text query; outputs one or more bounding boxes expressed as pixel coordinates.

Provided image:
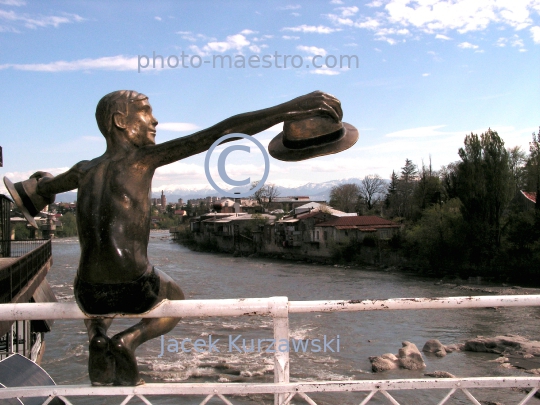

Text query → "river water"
[41,232,540,405]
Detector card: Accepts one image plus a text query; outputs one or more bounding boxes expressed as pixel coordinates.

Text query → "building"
[314,216,401,246]
[160,191,167,212]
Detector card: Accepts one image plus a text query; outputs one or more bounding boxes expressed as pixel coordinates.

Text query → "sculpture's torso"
[76,153,154,283]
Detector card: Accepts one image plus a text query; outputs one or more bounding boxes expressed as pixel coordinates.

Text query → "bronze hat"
[268,116,359,162]
[3,176,54,229]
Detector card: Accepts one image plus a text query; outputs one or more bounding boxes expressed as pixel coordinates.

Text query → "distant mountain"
[55,177,388,203]
[151,178,368,203]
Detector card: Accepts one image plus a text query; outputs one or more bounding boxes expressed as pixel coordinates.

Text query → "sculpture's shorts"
[74,267,161,315]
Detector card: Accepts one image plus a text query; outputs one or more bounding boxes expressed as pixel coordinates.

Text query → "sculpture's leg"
[85,318,114,385]
[110,270,185,386]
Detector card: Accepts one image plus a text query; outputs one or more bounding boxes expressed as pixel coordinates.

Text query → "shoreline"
[171,236,540,293]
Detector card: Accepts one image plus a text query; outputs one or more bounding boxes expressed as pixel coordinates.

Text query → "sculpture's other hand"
[284,91,343,123]
[30,171,54,181]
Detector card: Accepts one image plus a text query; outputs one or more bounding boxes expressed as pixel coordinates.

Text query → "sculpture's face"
[125,99,158,147]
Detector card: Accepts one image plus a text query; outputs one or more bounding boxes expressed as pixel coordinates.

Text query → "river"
[41,232,540,404]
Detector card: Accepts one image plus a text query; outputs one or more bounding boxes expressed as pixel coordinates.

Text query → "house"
[314,216,401,247]
[273,204,350,250]
[212,198,240,213]
[266,196,326,213]
[291,202,357,217]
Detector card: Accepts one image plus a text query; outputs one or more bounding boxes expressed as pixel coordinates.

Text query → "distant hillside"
[55,177,389,203]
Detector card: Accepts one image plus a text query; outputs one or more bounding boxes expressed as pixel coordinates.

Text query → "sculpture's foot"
[89,335,115,386]
[110,336,142,386]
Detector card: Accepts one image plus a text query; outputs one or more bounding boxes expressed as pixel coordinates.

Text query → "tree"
[251,181,281,209]
[527,128,540,211]
[386,158,419,219]
[401,158,418,182]
[406,198,466,275]
[59,212,78,237]
[359,174,386,210]
[329,183,360,213]
[454,129,513,267]
[414,159,443,210]
[507,146,527,194]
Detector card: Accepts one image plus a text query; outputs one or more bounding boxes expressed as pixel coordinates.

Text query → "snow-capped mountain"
[54,178,387,203]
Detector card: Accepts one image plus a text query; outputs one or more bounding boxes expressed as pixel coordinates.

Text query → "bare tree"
[359,174,386,210]
[329,183,360,213]
[251,181,280,209]
[265,183,280,206]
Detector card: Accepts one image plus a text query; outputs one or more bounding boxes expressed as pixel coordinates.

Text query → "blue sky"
[1,0,539,196]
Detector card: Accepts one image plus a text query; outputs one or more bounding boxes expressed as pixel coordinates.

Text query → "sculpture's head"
[96,90,158,147]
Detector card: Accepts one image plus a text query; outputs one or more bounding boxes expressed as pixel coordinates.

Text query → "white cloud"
[203,34,250,53]
[0,9,84,29]
[0,55,139,72]
[385,125,448,138]
[330,0,344,4]
[496,37,507,47]
[353,0,540,44]
[240,29,256,35]
[280,5,301,10]
[336,6,359,17]
[422,73,430,76]
[282,24,340,34]
[282,35,300,40]
[354,18,381,30]
[366,0,383,7]
[327,14,354,26]
[512,36,524,47]
[435,34,452,40]
[531,26,540,43]
[154,16,162,21]
[311,68,340,75]
[0,0,25,5]
[158,123,199,132]
[297,45,327,56]
[458,41,479,49]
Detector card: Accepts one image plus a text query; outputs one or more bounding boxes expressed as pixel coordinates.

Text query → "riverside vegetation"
[177,128,540,286]
[329,128,540,285]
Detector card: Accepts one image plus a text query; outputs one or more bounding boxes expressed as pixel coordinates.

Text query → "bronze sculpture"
[4,90,352,386]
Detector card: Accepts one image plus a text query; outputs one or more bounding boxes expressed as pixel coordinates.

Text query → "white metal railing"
[0,295,540,405]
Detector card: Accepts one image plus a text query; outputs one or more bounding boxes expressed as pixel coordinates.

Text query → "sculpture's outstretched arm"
[143,91,343,168]
[35,160,87,197]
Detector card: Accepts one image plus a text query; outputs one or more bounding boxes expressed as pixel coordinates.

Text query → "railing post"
[269,296,289,405]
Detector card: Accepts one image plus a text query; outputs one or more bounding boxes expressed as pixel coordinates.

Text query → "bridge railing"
[0,239,51,303]
[0,295,539,405]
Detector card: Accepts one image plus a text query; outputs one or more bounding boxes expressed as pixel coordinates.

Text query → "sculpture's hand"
[284,91,343,123]
[30,171,54,181]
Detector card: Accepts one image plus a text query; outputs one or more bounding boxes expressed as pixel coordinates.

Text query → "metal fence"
[0,239,51,303]
[0,295,540,404]
[0,239,50,258]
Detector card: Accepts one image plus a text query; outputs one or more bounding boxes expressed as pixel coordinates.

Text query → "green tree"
[414,159,443,211]
[60,212,78,237]
[454,129,513,268]
[329,183,360,213]
[13,223,31,240]
[526,128,540,211]
[405,198,466,275]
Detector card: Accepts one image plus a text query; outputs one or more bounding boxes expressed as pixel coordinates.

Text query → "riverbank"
[173,234,540,291]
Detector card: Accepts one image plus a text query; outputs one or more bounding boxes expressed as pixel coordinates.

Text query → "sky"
[0,0,539,198]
